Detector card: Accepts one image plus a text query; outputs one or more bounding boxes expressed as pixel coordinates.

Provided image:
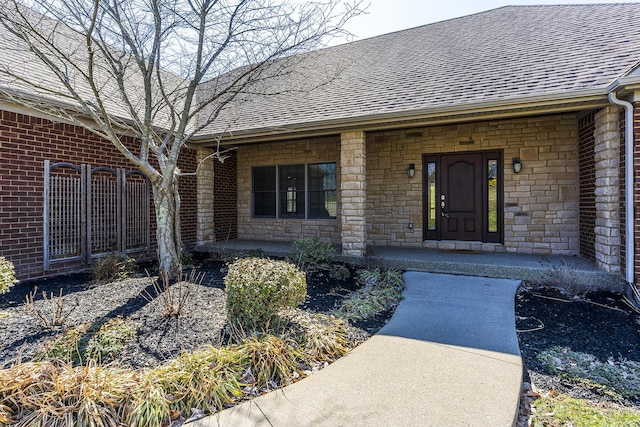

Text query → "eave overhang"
[192,89,610,147]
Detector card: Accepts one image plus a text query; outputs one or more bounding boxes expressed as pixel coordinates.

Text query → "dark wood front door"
[423,151,503,243]
[440,153,483,241]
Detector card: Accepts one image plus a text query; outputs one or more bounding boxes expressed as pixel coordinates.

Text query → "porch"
[198,240,620,291]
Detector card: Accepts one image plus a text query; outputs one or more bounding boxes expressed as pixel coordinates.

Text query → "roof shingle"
[197,4,640,138]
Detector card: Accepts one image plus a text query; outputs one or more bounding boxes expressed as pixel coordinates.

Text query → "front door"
[423,151,502,243]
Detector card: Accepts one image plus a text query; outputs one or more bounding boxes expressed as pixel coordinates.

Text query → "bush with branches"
[224,258,306,330]
[0,257,17,294]
[93,253,137,283]
[290,237,335,270]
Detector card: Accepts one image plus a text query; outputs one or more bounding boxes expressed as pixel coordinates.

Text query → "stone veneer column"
[196,147,215,247]
[593,107,621,273]
[340,131,367,257]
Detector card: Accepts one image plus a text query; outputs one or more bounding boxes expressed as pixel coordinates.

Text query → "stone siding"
[366,113,581,255]
[340,131,367,257]
[236,137,341,243]
[593,107,621,273]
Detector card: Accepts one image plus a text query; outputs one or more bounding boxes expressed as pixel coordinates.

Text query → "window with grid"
[252,162,337,219]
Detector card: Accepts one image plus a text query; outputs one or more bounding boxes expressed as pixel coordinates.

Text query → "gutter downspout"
[608,91,638,307]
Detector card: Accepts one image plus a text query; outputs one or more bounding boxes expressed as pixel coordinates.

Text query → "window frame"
[251,162,337,220]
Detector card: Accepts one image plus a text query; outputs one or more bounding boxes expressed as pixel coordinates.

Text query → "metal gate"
[43,160,151,270]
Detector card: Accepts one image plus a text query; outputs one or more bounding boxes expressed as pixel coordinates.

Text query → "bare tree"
[0,0,361,276]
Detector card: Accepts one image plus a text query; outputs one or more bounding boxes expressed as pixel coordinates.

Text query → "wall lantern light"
[408,163,416,178]
[512,157,523,174]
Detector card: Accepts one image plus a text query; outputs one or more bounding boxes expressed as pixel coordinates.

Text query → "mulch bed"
[3,261,640,425]
[0,259,391,369]
[515,283,640,425]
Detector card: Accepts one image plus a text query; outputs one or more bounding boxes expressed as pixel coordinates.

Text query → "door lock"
[440,194,448,218]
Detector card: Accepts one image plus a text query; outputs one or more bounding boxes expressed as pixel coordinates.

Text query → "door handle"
[440,194,449,218]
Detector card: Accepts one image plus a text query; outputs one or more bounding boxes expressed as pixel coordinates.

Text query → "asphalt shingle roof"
[197,4,640,138]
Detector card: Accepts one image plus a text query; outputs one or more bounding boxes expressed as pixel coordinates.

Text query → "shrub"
[224,258,306,330]
[180,245,194,266]
[33,323,89,363]
[290,237,335,270]
[85,317,136,363]
[34,317,135,365]
[93,253,136,283]
[0,256,17,294]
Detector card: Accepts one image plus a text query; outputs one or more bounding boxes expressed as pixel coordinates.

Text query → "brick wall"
[578,112,596,262]
[366,113,580,255]
[0,109,197,280]
[236,137,341,243]
[213,151,237,241]
[634,103,640,283]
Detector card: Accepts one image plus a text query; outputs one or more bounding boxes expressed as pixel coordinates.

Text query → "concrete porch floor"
[198,240,621,291]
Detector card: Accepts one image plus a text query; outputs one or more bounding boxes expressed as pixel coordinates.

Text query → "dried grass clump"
[233,333,304,389]
[93,253,136,283]
[33,317,135,365]
[0,361,136,426]
[285,310,351,362]
[0,322,355,426]
[132,346,245,424]
[333,268,405,321]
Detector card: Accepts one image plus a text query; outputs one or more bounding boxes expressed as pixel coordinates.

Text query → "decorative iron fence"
[43,161,150,270]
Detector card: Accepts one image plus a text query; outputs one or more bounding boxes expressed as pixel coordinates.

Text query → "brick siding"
[0,109,197,280]
[620,109,627,280]
[634,103,640,283]
[578,112,596,262]
[213,151,238,241]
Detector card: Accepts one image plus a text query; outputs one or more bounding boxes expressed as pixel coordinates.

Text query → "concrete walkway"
[193,272,523,427]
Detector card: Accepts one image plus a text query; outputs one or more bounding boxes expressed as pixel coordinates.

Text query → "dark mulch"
[0,258,392,369]
[515,283,640,424]
[4,261,640,424]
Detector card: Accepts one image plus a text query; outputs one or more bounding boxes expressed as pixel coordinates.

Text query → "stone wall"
[340,131,367,257]
[366,113,581,255]
[593,107,621,274]
[236,136,341,243]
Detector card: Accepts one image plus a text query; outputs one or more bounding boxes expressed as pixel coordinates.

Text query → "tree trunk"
[152,181,182,278]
